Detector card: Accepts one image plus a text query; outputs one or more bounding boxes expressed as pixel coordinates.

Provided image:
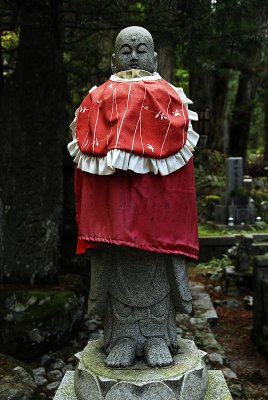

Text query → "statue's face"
[112,26,157,73]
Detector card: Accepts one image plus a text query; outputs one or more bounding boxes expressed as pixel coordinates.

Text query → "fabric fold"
[67,78,199,176]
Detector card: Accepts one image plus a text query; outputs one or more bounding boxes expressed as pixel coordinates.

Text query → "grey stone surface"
[73,338,208,400]
[90,245,192,367]
[226,157,243,194]
[85,26,194,369]
[49,359,65,370]
[40,354,53,366]
[0,286,86,360]
[190,282,218,326]
[54,370,233,400]
[111,26,157,74]
[62,364,75,373]
[208,353,224,365]
[205,371,233,399]
[20,278,232,399]
[222,368,238,380]
[0,365,37,400]
[33,366,46,376]
[46,381,61,391]
[47,369,63,381]
[214,157,257,225]
[34,375,48,386]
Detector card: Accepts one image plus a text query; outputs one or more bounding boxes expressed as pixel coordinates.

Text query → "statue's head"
[111,26,157,74]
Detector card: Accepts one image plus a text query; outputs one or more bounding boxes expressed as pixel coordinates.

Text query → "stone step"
[190,282,218,327]
[252,233,268,242]
[254,255,268,267]
[252,242,268,255]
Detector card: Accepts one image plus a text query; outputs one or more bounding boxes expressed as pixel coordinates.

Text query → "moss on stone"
[0,289,77,323]
[0,353,32,376]
[205,371,233,400]
[0,285,85,359]
[79,338,206,383]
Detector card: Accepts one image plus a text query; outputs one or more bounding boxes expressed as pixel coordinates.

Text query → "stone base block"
[54,370,232,400]
[73,338,208,400]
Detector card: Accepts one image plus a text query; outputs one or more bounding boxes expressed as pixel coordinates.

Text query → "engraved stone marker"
[226,157,243,194]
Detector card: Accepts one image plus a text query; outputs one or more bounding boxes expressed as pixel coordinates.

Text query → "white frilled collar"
[110,72,162,82]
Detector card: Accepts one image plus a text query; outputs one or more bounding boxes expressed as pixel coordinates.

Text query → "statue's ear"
[111,53,116,73]
[154,52,158,72]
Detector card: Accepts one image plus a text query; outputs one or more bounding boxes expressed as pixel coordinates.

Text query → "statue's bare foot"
[144,337,173,367]
[170,342,179,355]
[106,338,136,368]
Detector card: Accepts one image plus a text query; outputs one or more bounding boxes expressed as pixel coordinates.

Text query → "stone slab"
[190,283,218,327]
[205,370,232,400]
[54,370,232,399]
[254,255,268,267]
[54,372,77,400]
[226,157,243,194]
[199,236,238,246]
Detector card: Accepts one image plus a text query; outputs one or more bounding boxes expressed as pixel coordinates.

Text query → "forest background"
[0,0,268,285]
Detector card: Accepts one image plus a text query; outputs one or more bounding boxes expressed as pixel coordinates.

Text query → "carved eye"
[137,45,147,53]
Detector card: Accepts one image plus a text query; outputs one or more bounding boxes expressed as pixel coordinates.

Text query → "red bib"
[76,79,189,158]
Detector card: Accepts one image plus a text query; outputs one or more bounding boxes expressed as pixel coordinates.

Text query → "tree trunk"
[188,69,213,146]
[157,42,175,82]
[210,71,229,153]
[0,35,3,93]
[264,87,268,163]
[0,0,66,284]
[229,71,257,160]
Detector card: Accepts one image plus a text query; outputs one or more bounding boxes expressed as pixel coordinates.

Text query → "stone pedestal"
[54,338,232,400]
[54,370,232,400]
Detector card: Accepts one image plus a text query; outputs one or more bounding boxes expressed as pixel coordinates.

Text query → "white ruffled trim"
[67,84,199,176]
[110,72,162,82]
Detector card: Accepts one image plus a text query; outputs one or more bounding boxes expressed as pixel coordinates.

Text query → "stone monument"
[55,26,232,399]
[215,157,256,225]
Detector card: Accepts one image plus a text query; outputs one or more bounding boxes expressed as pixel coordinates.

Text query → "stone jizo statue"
[68,26,199,369]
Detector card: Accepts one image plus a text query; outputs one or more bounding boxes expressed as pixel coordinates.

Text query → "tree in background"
[228,1,268,160]
[0,0,66,283]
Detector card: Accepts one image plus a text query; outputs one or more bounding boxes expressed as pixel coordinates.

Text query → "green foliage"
[198,224,237,237]
[195,149,226,222]
[195,255,231,275]
[174,68,189,92]
[1,29,19,77]
[248,88,265,156]
[230,188,250,197]
[198,222,268,236]
[1,31,19,50]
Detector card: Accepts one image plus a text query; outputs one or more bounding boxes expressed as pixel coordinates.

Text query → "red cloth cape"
[75,158,199,259]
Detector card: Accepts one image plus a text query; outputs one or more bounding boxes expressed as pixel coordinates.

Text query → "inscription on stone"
[226,157,243,194]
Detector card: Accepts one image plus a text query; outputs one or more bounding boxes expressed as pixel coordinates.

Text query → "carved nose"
[130,51,138,60]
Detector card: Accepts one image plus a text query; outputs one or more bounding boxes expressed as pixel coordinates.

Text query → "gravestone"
[226,157,243,194]
[214,157,256,225]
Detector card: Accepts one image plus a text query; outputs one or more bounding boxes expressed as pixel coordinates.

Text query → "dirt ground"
[189,268,268,400]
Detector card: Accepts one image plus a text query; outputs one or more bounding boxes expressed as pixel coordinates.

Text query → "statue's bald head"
[111,26,157,73]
